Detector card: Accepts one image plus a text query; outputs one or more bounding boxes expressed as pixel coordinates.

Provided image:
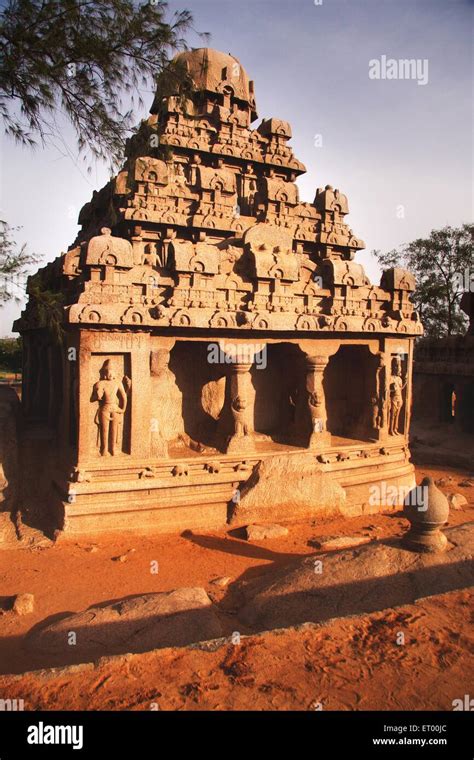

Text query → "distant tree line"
[0,336,22,374]
[374,224,473,339]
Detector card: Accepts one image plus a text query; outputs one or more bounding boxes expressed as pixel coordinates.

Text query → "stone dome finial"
[153,47,257,120]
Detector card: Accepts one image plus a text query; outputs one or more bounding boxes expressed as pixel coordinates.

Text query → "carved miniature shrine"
[14,48,422,534]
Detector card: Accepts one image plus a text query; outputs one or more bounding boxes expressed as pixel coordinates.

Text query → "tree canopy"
[0,219,39,304]
[0,0,199,308]
[373,223,474,339]
[0,0,194,164]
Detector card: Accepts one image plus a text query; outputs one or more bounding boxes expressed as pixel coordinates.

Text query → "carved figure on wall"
[173,163,188,190]
[91,360,129,456]
[388,362,406,436]
[308,390,323,432]
[142,242,159,267]
[224,360,256,454]
[370,396,380,430]
[231,395,251,438]
[303,355,330,449]
[247,179,257,214]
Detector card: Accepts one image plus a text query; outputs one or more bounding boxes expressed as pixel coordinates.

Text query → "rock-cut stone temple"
[14,48,422,534]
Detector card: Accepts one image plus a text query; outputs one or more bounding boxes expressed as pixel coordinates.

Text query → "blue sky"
[1,0,472,335]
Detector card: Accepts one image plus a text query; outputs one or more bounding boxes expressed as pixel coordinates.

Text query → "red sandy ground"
[1,589,472,711]
[0,464,473,710]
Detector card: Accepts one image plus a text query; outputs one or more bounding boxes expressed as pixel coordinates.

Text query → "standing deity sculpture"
[91,360,129,456]
[388,360,406,436]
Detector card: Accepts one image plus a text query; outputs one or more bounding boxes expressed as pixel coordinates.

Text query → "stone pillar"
[129,334,150,459]
[305,354,331,450]
[225,360,255,454]
[77,337,91,462]
[404,339,414,436]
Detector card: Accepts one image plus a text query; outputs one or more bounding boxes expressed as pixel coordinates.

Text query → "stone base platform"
[54,439,415,535]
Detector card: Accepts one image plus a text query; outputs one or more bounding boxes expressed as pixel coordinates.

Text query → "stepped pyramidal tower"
[15,48,422,534]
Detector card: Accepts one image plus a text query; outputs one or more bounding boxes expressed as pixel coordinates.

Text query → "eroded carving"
[388,357,407,436]
[91,360,130,456]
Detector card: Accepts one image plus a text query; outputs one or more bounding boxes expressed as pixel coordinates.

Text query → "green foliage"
[0,336,22,372]
[0,219,39,304]
[373,224,474,338]
[0,220,65,341]
[0,0,195,166]
[28,275,66,344]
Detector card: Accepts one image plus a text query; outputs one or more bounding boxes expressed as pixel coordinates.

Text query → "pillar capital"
[305,354,329,372]
[229,361,253,375]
